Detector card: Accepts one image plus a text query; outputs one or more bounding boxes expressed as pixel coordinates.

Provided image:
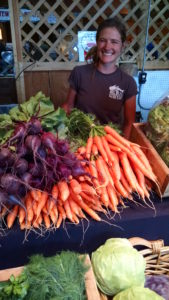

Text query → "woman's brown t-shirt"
[68,64,137,125]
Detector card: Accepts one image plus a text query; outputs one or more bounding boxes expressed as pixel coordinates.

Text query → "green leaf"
[57,123,68,140]
[41,107,68,133]
[3,285,13,296]
[9,106,28,122]
[20,98,39,118]
[37,97,55,117]
[0,128,14,145]
[0,114,13,128]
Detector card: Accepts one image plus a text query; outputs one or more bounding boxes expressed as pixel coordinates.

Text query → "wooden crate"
[0,255,100,300]
[130,123,169,197]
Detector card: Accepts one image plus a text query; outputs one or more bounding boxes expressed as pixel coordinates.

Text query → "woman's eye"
[111,40,121,45]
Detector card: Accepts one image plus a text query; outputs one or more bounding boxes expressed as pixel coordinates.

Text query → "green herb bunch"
[24,251,88,300]
[0,252,89,300]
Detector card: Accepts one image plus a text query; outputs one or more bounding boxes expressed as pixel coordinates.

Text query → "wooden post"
[8,0,26,103]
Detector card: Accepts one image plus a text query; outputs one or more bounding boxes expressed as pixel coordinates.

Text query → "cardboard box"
[0,255,100,300]
[130,123,169,197]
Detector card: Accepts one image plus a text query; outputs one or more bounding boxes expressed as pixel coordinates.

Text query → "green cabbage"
[113,286,165,300]
[91,238,146,296]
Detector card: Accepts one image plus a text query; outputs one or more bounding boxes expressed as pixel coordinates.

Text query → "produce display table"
[0,194,169,270]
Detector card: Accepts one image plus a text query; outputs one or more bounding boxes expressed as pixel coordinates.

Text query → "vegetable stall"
[0,92,169,300]
[0,92,169,265]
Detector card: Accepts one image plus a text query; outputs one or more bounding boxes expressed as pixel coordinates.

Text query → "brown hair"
[85,16,126,63]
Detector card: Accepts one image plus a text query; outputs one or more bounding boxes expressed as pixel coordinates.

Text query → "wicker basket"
[99,237,169,300]
[129,237,169,275]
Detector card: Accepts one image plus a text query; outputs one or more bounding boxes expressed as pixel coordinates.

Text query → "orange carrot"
[25,194,34,222]
[127,151,156,182]
[68,196,81,216]
[100,157,114,187]
[101,136,115,164]
[114,179,129,199]
[18,206,26,225]
[95,156,109,187]
[37,213,43,225]
[33,214,42,228]
[57,204,66,220]
[47,197,55,213]
[89,160,98,178]
[77,146,86,155]
[30,189,41,202]
[110,151,121,180]
[63,199,73,222]
[51,184,59,200]
[131,162,150,199]
[20,220,31,230]
[7,205,19,228]
[91,143,98,156]
[0,206,8,217]
[58,181,70,202]
[105,134,128,152]
[119,152,138,191]
[131,144,153,173]
[109,144,122,152]
[69,179,82,194]
[32,200,38,215]
[86,137,93,159]
[104,125,131,148]
[56,213,63,228]
[89,160,102,194]
[52,204,58,220]
[70,192,101,221]
[49,208,57,224]
[80,191,96,204]
[43,212,51,228]
[106,184,119,212]
[72,214,79,224]
[42,203,48,214]
[120,167,132,194]
[100,187,109,207]
[93,136,108,162]
[36,191,48,218]
[78,176,85,182]
[80,182,97,196]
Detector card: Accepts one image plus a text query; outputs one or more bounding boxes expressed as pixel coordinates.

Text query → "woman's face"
[97,27,124,66]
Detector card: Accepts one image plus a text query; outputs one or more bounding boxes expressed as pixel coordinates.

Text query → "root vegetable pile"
[0,123,159,231]
[0,117,87,220]
[0,100,159,231]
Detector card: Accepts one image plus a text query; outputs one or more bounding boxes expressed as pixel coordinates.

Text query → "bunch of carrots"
[2,125,158,230]
[76,125,158,207]
[4,178,103,230]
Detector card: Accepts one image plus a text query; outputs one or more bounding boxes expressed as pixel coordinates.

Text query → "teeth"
[103,52,112,56]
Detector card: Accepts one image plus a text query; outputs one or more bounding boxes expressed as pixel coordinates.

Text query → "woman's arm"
[62,87,77,114]
[123,95,136,140]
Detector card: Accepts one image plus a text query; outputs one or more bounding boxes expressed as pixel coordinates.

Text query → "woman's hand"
[61,87,77,114]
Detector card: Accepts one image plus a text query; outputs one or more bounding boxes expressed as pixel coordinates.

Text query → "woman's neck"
[96,62,117,74]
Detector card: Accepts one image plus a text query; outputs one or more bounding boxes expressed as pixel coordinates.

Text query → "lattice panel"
[18,0,169,64]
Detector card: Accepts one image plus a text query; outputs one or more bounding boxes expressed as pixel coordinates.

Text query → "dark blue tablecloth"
[0,194,169,270]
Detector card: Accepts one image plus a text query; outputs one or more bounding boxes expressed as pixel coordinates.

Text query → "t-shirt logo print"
[109,85,124,100]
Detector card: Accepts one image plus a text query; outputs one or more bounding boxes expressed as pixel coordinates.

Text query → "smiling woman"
[62,17,137,140]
